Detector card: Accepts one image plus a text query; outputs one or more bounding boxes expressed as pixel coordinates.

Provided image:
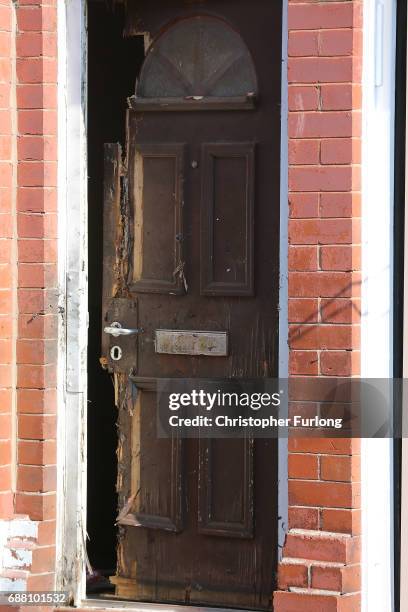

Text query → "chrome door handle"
[104,321,142,337]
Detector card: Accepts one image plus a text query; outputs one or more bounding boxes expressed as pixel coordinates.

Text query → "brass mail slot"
[155,330,228,356]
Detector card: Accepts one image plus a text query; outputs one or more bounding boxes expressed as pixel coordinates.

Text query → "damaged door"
[101,1,282,609]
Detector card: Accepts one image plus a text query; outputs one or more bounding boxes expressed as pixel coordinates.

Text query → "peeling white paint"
[0,518,38,592]
[56,0,88,601]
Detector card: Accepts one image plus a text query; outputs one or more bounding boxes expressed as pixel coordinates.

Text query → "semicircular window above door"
[131,16,257,109]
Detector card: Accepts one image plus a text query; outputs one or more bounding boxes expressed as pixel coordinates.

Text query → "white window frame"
[361,0,397,610]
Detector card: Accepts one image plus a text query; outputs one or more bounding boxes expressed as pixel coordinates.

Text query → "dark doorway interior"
[87,0,144,583]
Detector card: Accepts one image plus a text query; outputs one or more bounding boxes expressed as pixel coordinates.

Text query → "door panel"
[117,391,184,532]
[131,143,185,294]
[200,143,255,296]
[101,1,282,609]
[198,438,254,538]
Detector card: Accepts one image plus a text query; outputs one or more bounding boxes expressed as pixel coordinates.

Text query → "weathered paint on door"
[101,1,282,608]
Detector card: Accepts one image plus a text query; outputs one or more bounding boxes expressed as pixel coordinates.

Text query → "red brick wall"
[0,0,14,520]
[0,0,58,592]
[16,0,58,588]
[274,1,362,609]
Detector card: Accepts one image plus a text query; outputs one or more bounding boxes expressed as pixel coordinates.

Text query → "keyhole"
[110,345,122,361]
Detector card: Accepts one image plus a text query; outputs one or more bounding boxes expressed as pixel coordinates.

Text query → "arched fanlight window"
[130,16,257,110]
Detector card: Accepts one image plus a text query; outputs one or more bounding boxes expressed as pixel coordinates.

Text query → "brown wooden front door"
[101,1,282,608]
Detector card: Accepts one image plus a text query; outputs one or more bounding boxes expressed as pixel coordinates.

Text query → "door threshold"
[81,598,256,612]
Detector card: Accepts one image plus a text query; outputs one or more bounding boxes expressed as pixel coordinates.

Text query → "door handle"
[104,321,142,337]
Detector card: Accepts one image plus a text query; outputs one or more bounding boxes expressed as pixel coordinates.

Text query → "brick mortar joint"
[284,587,361,596]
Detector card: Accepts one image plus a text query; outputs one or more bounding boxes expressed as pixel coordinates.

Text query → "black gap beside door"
[87,0,144,576]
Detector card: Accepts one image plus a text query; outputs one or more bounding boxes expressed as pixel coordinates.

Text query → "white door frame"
[56,0,88,601]
[56,0,289,603]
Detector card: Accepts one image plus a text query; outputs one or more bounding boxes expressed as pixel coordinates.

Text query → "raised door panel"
[130,143,185,294]
[198,437,254,538]
[200,143,255,296]
[117,389,184,532]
